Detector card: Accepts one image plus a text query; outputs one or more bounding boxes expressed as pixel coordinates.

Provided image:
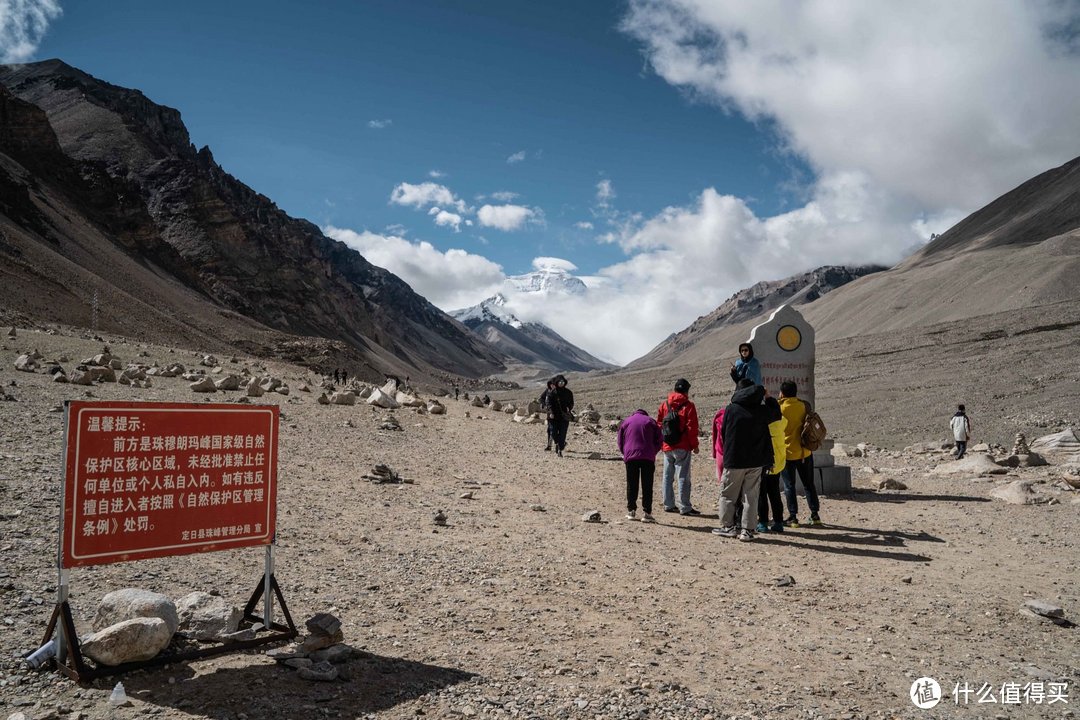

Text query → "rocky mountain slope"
[0,59,504,381]
[451,294,614,378]
[628,265,885,369]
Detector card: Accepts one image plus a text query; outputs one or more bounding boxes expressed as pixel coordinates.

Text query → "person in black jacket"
[538,379,556,451]
[547,374,575,457]
[713,381,773,541]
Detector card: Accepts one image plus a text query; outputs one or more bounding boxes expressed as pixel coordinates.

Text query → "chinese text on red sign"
[62,401,279,567]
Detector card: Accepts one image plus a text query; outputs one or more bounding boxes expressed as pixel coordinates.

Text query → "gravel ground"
[1,327,1078,720]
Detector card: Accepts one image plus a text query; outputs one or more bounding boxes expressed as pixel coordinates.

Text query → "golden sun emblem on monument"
[776,325,801,351]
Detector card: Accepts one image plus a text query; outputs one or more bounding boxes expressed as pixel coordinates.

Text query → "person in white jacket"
[950,405,971,459]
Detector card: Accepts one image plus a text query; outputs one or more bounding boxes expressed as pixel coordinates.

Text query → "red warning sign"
[61,401,279,568]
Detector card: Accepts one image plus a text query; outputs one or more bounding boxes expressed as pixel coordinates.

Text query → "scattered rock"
[531,504,546,512]
[362,464,412,484]
[877,478,907,490]
[94,588,179,636]
[175,591,242,641]
[930,454,1008,476]
[433,509,448,526]
[81,617,172,666]
[379,415,403,431]
[990,479,1055,505]
[1020,599,1068,626]
[367,388,400,409]
[190,376,217,393]
[297,660,339,682]
[330,390,356,406]
[774,575,796,587]
[581,510,601,523]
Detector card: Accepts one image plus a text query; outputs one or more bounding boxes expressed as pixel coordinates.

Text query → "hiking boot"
[663,507,680,513]
[711,526,738,538]
[784,516,800,528]
[641,513,656,523]
[808,515,823,527]
[681,508,701,516]
[626,510,637,521]
[544,445,551,451]
[770,521,785,533]
[738,529,754,542]
[755,522,769,533]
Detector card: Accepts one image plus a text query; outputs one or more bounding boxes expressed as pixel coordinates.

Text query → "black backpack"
[661,402,682,445]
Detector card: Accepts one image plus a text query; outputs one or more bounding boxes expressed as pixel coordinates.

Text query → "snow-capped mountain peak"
[507,267,587,295]
[450,293,523,329]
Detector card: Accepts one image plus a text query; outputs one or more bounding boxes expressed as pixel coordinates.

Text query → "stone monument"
[746,304,850,495]
[747,304,816,407]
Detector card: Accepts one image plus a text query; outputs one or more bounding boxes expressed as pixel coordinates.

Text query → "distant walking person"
[548,375,574,457]
[657,379,701,515]
[779,381,821,528]
[951,404,971,459]
[618,410,663,523]
[713,381,772,541]
[730,343,763,386]
[539,379,557,451]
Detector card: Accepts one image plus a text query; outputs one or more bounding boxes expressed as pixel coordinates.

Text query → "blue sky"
[5,1,1080,363]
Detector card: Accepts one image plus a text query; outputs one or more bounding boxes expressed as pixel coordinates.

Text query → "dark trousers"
[954,440,967,459]
[782,455,819,518]
[625,460,655,513]
[758,472,784,525]
[545,420,554,448]
[552,418,570,451]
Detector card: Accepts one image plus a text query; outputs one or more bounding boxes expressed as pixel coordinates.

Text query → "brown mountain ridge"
[0,59,504,382]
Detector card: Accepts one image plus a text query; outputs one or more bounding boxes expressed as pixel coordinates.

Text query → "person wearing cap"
[657,378,701,515]
[729,342,763,386]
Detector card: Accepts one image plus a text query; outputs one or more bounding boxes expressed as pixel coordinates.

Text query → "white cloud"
[532,257,578,273]
[620,0,1080,214]
[490,190,520,202]
[428,207,463,232]
[0,0,62,63]
[506,150,527,164]
[367,119,392,129]
[324,225,505,309]
[596,179,615,206]
[477,204,536,231]
[428,169,446,178]
[390,181,466,213]
[574,221,594,230]
[497,176,925,364]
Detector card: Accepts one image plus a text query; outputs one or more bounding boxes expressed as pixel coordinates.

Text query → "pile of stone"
[362,464,412,484]
[267,613,355,682]
[13,349,42,373]
[578,404,601,424]
[74,587,246,667]
[379,415,402,431]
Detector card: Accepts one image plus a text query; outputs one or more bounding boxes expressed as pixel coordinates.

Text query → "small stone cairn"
[267,613,355,682]
[1012,432,1031,456]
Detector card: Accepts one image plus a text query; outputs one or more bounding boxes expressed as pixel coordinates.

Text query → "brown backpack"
[799,401,827,452]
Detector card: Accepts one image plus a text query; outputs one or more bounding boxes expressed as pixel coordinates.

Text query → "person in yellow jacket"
[756,394,787,532]
[779,381,821,527]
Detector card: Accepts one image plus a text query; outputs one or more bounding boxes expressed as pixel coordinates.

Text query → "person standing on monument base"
[951,404,971,459]
[618,409,663,523]
[779,381,822,528]
[657,378,701,515]
[713,380,772,541]
[730,342,763,386]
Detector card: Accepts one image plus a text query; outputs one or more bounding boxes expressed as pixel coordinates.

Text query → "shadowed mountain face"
[628,265,885,369]
[0,60,504,380]
[905,154,1080,263]
[452,294,615,378]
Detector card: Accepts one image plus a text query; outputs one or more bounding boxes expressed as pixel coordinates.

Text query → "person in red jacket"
[657,378,701,515]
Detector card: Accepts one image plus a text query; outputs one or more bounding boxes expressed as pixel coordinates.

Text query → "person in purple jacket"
[617,409,664,523]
